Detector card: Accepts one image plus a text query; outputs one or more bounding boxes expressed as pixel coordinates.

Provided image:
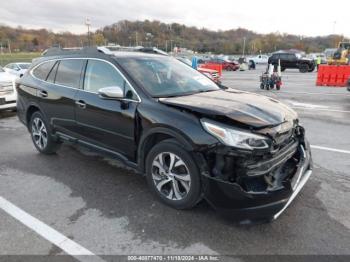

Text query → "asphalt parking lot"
[0,66,349,261]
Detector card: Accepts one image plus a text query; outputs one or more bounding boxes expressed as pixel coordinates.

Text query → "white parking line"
[284,100,350,113]
[277,91,350,96]
[289,101,329,109]
[0,196,105,262]
[292,107,350,113]
[311,145,350,154]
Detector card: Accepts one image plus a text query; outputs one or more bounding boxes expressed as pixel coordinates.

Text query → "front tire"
[146,139,202,209]
[29,111,61,154]
[299,64,309,73]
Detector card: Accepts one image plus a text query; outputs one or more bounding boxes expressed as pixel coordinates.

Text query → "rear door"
[279,54,289,68]
[269,54,278,65]
[74,59,139,160]
[287,54,298,68]
[35,58,86,137]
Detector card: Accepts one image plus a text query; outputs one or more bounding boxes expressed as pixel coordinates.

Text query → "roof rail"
[42,46,169,57]
[42,47,104,57]
[98,46,168,56]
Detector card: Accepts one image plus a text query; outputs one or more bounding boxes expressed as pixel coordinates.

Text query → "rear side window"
[55,59,85,88]
[288,54,296,60]
[280,54,288,60]
[32,61,56,81]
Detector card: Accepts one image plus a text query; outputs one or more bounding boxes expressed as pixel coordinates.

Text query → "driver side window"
[84,60,124,93]
[84,60,137,100]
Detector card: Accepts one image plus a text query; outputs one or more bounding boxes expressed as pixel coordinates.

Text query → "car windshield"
[18,63,30,69]
[118,56,220,97]
[177,57,192,66]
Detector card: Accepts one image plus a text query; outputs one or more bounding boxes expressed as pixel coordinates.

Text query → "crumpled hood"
[159,89,298,128]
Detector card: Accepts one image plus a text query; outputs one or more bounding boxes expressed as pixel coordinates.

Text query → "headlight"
[0,82,14,92]
[201,119,270,150]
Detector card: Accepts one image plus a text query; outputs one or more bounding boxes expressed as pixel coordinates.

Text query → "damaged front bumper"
[200,133,313,223]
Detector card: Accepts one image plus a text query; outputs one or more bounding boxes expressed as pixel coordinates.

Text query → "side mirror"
[98,86,124,99]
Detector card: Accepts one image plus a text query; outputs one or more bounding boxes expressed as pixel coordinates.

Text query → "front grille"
[244,139,299,176]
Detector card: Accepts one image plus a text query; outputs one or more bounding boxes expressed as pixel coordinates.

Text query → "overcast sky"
[0,0,349,37]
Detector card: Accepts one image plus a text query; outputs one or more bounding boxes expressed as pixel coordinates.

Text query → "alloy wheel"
[31,117,48,150]
[151,152,191,201]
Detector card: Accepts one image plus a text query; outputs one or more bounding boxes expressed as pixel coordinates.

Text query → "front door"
[74,59,139,160]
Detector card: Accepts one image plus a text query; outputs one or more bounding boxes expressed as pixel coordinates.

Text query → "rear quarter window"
[32,61,56,81]
[46,61,59,83]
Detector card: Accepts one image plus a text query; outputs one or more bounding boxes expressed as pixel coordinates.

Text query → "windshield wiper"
[155,89,219,98]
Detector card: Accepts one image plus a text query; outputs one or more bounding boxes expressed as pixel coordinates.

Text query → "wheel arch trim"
[137,127,195,173]
[25,102,49,128]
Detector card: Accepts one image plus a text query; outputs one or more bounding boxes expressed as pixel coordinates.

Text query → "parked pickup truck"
[248,55,269,64]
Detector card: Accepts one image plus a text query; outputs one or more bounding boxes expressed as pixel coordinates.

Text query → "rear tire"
[146,139,202,210]
[29,111,61,154]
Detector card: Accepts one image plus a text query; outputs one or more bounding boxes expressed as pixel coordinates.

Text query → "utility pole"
[0,42,2,66]
[85,18,91,46]
[170,40,174,54]
[333,21,338,48]
[7,40,11,54]
[242,37,246,57]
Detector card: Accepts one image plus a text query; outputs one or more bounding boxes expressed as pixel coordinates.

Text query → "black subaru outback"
[16,47,312,223]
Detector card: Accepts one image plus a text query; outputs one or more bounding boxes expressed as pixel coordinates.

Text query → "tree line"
[0,20,345,54]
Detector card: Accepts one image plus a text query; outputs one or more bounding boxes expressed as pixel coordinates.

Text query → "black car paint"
[268,53,315,71]
[159,89,298,129]
[16,50,312,222]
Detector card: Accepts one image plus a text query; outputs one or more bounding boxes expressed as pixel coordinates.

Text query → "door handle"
[38,90,48,98]
[75,100,86,109]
